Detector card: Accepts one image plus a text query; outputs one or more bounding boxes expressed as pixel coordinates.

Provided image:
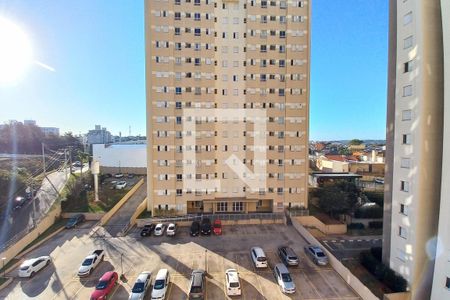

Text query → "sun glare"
[0,17,32,85]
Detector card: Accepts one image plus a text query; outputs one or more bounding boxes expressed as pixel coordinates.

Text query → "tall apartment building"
[383,0,448,299]
[145,0,310,215]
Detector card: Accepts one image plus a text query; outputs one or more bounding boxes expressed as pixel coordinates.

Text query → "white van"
[250,247,268,268]
[225,269,241,296]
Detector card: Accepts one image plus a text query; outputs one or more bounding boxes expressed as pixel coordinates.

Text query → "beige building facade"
[383,0,447,299]
[145,0,310,215]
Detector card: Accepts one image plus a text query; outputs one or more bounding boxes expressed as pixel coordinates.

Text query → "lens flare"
[0,17,33,85]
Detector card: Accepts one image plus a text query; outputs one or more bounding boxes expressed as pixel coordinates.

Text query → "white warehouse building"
[92,144,147,175]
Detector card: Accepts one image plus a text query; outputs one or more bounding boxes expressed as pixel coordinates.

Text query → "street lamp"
[120,253,123,276]
[2,257,6,277]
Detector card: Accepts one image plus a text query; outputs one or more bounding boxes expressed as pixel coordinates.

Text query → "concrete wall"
[92,144,146,172]
[431,1,450,299]
[296,216,347,235]
[130,197,148,227]
[61,212,104,221]
[384,292,411,300]
[136,218,284,228]
[0,205,61,266]
[291,217,378,300]
[99,178,144,226]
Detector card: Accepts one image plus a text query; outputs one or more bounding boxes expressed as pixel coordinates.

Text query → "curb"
[0,277,13,292]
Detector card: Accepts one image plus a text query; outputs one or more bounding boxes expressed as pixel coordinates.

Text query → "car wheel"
[46,260,50,266]
[30,271,35,278]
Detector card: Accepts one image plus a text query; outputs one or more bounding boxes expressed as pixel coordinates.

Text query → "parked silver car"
[273,263,296,294]
[278,246,299,266]
[304,245,329,266]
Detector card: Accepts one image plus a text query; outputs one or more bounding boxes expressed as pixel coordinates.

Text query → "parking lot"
[0,223,360,299]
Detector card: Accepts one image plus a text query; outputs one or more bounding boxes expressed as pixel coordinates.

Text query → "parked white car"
[129,271,152,300]
[225,269,241,296]
[151,269,170,300]
[166,223,176,236]
[250,247,268,268]
[154,223,165,236]
[115,181,127,190]
[18,256,51,278]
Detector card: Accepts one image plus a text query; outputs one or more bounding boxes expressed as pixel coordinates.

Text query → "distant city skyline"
[0,1,388,140]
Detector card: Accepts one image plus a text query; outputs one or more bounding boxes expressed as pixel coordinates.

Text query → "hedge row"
[348,223,365,230]
[354,205,383,218]
[360,250,407,292]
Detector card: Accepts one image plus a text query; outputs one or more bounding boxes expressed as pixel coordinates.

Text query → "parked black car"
[12,196,28,211]
[200,218,212,235]
[65,214,85,229]
[190,221,200,236]
[140,224,156,237]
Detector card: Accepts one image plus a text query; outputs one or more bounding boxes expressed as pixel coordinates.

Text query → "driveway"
[103,179,147,237]
[0,223,360,299]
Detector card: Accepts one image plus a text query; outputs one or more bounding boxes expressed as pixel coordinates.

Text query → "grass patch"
[0,277,9,285]
[137,210,152,219]
[20,218,66,254]
[0,258,20,276]
[342,259,392,298]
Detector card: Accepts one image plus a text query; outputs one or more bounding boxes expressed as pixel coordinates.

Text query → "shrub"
[364,191,384,207]
[355,205,383,218]
[369,221,383,229]
[348,223,365,230]
[370,247,382,262]
[360,250,407,293]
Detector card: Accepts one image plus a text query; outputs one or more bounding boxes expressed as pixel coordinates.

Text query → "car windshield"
[154,279,165,289]
[132,282,145,293]
[213,223,220,228]
[257,257,267,262]
[316,252,326,257]
[282,273,292,282]
[288,256,297,260]
[168,225,174,230]
[82,258,93,266]
[68,218,76,224]
[190,286,202,293]
[96,280,108,290]
[20,265,29,271]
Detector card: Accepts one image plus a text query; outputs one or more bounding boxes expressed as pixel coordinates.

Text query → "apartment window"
[403,85,413,97]
[176,116,182,124]
[261,1,267,8]
[260,45,267,52]
[280,31,286,38]
[402,134,411,145]
[400,158,411,168]
[194,13,201,21]
[175,87,182,95]
[176,189,182,196]
[232,202,244,212]
[404,60,414,73]
[194,0,200,5]
[399,226,407,239]
[404,36,413,49]
[402,110,412,121]
[233,17,239,24]
[233,46,239,53]
[446,277,450,289]
[175,0,181,5]
[194,28,201,36]
[400,204,408,215]
[217,202,228,212]
[403,12,412,25]
[261,15,267,23]
[400,180,410,192]
[174,12,181,20]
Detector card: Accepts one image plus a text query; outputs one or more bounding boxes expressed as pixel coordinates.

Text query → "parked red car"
[90,271,118,300]
[213,219,222,235]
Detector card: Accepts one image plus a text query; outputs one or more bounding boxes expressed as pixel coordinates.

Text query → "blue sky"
[0,0,388,140]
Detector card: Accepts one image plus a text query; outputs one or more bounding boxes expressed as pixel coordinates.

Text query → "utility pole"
[42,143,46,176]
[69,146,73,174]
[64,149,68,177]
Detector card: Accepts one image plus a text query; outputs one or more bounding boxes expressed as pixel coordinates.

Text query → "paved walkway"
[103,180,147,237]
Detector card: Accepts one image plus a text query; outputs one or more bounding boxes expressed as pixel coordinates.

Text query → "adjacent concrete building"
[92,144,147,175]
[86,125,112,145]
[383,0,448,299]
[145,0,310,215]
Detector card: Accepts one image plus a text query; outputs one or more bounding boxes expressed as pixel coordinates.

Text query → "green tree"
[349,139,364,145]
[317,186,353,218]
